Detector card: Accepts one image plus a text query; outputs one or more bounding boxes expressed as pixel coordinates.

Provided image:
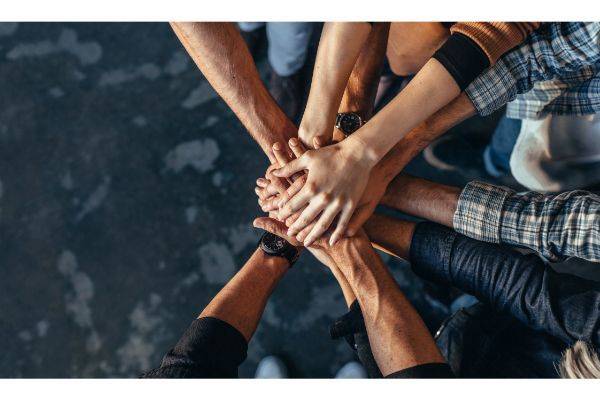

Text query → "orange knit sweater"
[450,22,541,65]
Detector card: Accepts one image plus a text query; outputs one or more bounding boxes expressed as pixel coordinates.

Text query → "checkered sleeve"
[499,189,600,263]
[465,23,600,117]
[453,181,512,243]
[454,181,600,263]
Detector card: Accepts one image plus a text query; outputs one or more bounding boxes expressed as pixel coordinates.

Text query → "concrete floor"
[1,22,584,378]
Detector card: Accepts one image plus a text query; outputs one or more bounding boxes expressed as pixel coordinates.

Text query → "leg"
[266,22,313,77]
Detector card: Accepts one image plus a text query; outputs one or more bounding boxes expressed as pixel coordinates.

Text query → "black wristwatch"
[258,232,300,267]
[335,112,366,136]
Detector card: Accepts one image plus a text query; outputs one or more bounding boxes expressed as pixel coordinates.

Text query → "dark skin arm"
[200,248,289,341]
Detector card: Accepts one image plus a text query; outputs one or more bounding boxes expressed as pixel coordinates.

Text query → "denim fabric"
[411,222,600,349]
[238,22,313,76]
[483,115,521,177]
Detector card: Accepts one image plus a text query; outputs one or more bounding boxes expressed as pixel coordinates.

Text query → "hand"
[273,137,376,246]
[253,216,337,271]
[298,115,336,149]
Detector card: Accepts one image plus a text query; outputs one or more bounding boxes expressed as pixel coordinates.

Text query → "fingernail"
[289,138,298,146]
[273,142,282,151]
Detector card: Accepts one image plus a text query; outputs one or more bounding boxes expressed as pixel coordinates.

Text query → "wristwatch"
[258,232,300,267]
[335,112,366,136]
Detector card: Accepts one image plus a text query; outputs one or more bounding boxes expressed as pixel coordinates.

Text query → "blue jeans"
[483,115,521,177]
[238,22,313,77]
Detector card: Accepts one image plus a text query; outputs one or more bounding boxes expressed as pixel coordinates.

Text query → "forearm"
[328,237,444,375]
[380,174,460,227]
[301,22,371,143]
[346,58,461,166]
[200,248,288,341]
[362,213,416,260]
[373,92,476,183]
[338,23,390,120]
[170,22,296,161]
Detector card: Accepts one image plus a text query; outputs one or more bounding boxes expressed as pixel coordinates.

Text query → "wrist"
[343,134,379,169]
[252,248,291,280]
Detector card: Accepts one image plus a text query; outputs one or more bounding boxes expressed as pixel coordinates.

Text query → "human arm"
[364,215,600,349]
[170,22,297,162]
[380,173,600,263]
[141,248,290,378]
[465,22,600,118]
[327,232,450,377]
[298,22,372,147]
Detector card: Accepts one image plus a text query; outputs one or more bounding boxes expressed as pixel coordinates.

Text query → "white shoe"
[254,355,289,378]
[334,361,367,378]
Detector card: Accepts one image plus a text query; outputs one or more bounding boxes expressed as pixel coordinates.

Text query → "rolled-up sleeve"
[454,181,600,263]
[465,22,600,117]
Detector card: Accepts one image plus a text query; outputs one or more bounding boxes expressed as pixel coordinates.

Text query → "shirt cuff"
[385,362,454,378]
[453,181,513,244]
[432,33,490,90]
[162,317,248,372]
[409,222,458,286]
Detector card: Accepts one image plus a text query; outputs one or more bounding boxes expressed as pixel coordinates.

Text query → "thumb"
[253,217,302,246]
[272,157,306,178]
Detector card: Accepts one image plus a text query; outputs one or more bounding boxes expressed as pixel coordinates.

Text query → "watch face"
[340,113,362,135]
[261,232,288,254]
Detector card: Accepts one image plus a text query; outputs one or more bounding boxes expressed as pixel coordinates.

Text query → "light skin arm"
[271,93,475,241]
[170,22,296,162]
[199,248,289,342]
[299,22,372,147]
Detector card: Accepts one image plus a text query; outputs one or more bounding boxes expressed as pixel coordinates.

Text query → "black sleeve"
[330,301,454,378]
[432,33,490,90]
[330,301,383,378]
[386,363,455,378]
[141,317,248,378]
[410,222,600,348]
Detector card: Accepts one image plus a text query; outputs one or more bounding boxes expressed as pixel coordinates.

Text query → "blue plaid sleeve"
[465,22,600,117]
[454,181,600,263]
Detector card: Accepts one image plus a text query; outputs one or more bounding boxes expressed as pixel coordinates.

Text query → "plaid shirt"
[465,22,600,119]
[453,181,600,263]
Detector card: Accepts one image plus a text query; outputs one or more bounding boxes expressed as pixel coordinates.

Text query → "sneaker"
[334,361,367,379]
[254,355,289,378]
[268,68,304,122]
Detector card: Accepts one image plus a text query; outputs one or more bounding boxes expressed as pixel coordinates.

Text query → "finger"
[253,217,302,247]
[262,195,280,212]
[345,205,373,237]
[304,202,343,247]
[272,142,292,166]
[285,212,301,227]
[277,176,305,208]
[278,186,313,220]
[296,221,317,243]
[266,170,288,194]
[256,177,270,188]
[272,157,306,179]
[313,136,324,150]
[289,137,308,158]
[288,200,325,236]
[255,186,270,201]
[329,203,355,246]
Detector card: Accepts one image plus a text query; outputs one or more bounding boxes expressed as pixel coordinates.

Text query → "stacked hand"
[255,138,388,247]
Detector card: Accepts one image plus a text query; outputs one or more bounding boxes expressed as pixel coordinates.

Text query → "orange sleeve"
[450,22,541,65]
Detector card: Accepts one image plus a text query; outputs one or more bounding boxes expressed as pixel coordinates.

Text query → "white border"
[1,379,600,399]
[0,0,599,21]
